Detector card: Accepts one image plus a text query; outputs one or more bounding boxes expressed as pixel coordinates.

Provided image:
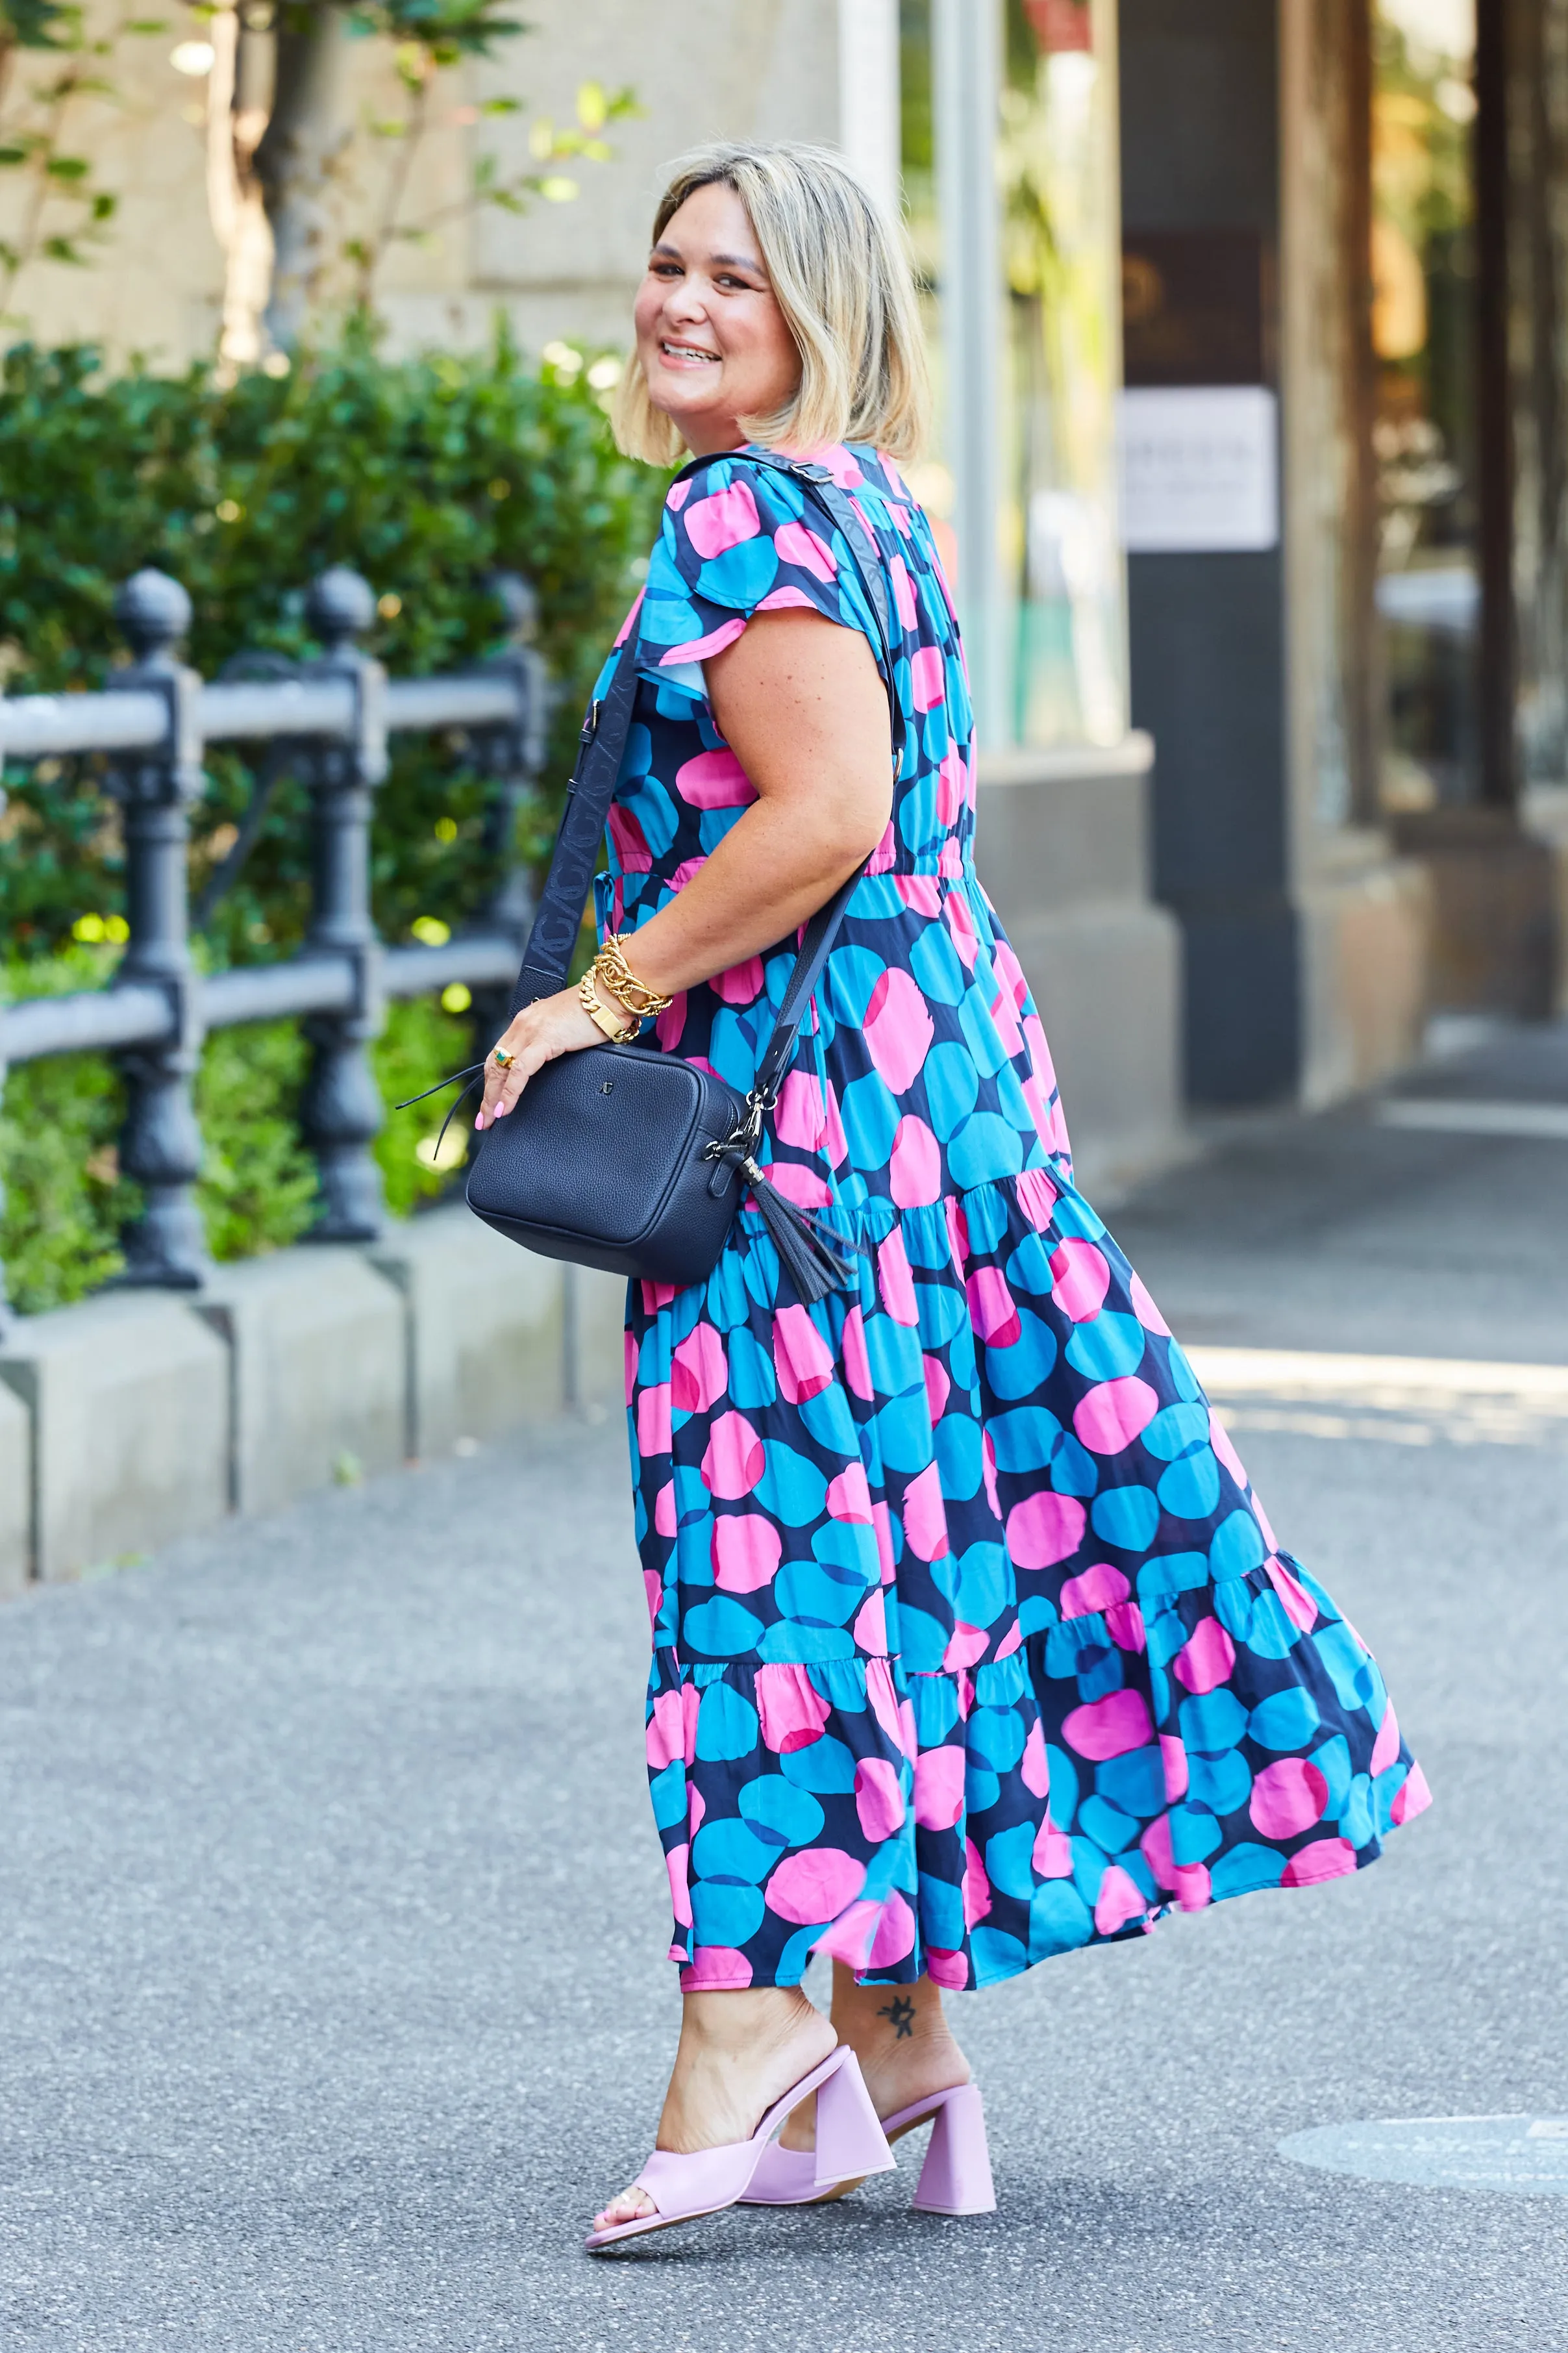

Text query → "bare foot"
[591,1985,836,2232]
[778,1964,969,2151]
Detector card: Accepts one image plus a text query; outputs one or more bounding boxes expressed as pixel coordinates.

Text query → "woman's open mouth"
[659,339,721,369]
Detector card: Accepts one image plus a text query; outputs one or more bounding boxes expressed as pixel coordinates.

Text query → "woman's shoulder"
[660,442,917,519]
[640,439,947,664]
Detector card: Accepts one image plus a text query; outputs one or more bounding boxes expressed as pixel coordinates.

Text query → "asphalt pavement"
[1,1025,1565,2353]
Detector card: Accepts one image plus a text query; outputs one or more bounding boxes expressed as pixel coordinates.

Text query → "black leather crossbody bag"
[408,451,905,1303]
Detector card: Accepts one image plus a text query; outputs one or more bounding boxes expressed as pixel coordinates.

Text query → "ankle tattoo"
[877,1994,916,2040]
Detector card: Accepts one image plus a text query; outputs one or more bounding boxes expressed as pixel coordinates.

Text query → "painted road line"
[1186,1347,1568,1398]
[1186,1346,1568,1450]
[1279,2114,1568,2194]
[1376,1098,1568,1141]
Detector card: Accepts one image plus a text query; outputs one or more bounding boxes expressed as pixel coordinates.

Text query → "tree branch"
[253,0,351,349]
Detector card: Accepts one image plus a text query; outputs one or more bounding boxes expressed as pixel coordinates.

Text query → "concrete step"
[0,1210,628,1591]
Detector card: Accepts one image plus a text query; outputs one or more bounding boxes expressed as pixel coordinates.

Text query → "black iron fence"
[0,564,548,1338]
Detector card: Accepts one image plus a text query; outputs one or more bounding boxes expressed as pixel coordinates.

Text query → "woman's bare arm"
[629,607,892,991]
[477,609,891,1124]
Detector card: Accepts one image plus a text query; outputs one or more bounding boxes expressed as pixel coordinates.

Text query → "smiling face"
[631,180,803,457]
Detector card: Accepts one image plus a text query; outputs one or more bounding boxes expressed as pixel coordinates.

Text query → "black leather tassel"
[740,1157,859,1303]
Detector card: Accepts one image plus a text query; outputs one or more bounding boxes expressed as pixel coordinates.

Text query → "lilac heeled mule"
[584,2045,895,2251]
[741,2080,997,2215]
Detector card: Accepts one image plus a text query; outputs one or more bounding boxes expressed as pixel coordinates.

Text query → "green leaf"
[44,155,91,179]
[5,0,76,51]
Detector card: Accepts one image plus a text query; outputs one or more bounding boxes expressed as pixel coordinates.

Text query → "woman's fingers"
[478,1038,540,1124]
[487,1038,549,1120]
[475,990,605,1127]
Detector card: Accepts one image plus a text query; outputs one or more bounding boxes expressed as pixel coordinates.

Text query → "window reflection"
[899,0,1127,750]
[1371,0,1480,811]
[1000,0,1126,746]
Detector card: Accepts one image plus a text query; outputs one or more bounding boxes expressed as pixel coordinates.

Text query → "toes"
[593,2187,655,2230]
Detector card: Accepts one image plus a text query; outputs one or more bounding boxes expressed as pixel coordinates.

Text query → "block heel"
[901,2082,996,2215]
[742,2078,996,2213]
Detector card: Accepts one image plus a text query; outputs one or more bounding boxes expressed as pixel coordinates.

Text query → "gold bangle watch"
[578,933,673,1044]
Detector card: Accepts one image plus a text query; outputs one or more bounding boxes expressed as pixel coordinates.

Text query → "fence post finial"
[305,566,378,657]
[114,568,195,662]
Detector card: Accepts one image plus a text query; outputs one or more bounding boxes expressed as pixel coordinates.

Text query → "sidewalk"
[1112,1018,1568,1365]
[1,1031,1565,2353]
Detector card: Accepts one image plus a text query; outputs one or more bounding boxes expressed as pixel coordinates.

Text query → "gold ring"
[492,1046,516,1069]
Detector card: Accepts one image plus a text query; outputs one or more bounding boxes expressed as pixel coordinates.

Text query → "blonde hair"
[612,140,930,467]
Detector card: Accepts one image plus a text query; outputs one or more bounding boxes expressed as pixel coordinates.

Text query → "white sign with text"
[1117,385,1280,553]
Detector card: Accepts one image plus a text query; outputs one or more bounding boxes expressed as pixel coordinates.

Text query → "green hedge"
[0,327,665,1311]
[0,325,662,957]
[0,963,477,1313]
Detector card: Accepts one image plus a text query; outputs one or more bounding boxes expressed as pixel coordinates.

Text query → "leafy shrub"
[0,323,663,957]
[371,993,476,1220]
[0,948,136,1313]
[0,327,665,1305]
[193,1021,317,1265]
[1,982,479,1312]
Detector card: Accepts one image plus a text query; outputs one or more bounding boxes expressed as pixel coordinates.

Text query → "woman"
[477,142,1431,2248]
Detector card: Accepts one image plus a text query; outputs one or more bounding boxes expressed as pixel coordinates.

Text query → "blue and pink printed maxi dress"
[591,443,1430,1995]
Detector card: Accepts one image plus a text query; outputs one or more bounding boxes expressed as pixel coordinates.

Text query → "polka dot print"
[590,444,1430,1993]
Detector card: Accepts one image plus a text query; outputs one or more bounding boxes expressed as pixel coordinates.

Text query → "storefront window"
[999,0,1126,746]
[1371,0,1479,809]
[899,0,1126,750]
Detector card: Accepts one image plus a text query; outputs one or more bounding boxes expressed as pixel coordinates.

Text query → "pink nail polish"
[474,1112,484,1129]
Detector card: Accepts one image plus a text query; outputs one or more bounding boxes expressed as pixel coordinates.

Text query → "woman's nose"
[663,278,711,329]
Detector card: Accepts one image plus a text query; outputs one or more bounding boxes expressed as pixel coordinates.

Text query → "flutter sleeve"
[633,453,884,703]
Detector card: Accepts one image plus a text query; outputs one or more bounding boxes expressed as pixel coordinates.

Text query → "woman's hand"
[476,988,604,1129]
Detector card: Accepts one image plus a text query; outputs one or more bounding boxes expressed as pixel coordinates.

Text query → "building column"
[932,0,1009,748]
[1280,0,1432,1102]
[836,0,902,220]
[1119,0,1298,1107]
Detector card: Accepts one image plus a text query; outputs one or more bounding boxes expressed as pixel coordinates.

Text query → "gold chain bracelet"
[578,967,640,1042]
[595,934,674,1020]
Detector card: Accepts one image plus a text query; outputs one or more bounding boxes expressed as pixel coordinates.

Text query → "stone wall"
[0,1213,628,1594]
